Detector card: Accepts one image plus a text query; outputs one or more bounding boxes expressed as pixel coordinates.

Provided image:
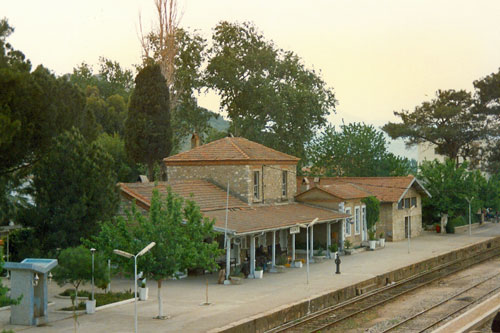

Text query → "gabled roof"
[298,176,431,203]
[119,180,248,212]
[163,137,300,166]
[119,180,348,235]
[296,183,372,201]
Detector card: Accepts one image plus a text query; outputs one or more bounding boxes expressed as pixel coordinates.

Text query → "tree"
[418,159,483,224]
[140,0,210,152]
[0,19,86,175]
[307,122,415,177]
[125,63,172,179]
[95,133,139,182]
[361,196,380,231]
[383,89,486,164]
[206,21,336,160]
[87,188,222,318]
[29,128,118,253]
[53,246,109,301]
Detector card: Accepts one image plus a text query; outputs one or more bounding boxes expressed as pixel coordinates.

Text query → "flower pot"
[294,261,303,268]
[379,238,385,247]
[436,225,441,233]
[369,240,376,250]
[86,299,96,314]
[254,270,263,279]
[139,287,149,301]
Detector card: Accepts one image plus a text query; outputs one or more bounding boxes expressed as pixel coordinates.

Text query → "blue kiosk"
[4,258,58,326]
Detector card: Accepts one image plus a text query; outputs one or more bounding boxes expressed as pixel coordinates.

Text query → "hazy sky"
[2,0,500,158]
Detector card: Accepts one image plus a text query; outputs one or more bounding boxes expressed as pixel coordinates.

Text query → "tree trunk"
[148,163,154,181]
[157,279,164,318]
[205,276,209,305]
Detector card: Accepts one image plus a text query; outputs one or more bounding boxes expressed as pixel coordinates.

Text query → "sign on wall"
[290,226,300,234]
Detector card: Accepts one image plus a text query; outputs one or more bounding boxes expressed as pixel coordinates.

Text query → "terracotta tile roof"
[119,181,348,234]
[119,180,248,212]
[163,137,300,165]
[297,183,372,200]
[204,204,349,234]
[298,176,426,203]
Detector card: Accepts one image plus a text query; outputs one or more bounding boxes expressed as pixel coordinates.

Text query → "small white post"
[292,233,296,262]
[224,237,231,284]
[310,224,314,262]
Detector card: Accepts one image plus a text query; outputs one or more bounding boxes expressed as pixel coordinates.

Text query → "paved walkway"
[2,223,500,333]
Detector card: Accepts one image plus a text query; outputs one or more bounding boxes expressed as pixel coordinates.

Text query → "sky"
[2,0,500,159]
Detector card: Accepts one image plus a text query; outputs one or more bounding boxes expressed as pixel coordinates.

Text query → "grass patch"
[60,290,134,311]
[59,289,91,298]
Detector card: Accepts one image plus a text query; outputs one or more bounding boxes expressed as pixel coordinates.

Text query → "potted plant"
[139,279,148,301]
[368,230,376,250]
[328,243,338,258]
[378,232,385,247]
[344,240,353,255]
[254,266,264,279]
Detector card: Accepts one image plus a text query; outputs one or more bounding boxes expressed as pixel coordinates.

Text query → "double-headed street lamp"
[297,218,319,285]
[114,242,156,333]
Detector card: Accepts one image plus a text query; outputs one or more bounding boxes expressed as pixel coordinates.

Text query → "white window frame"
[355,206,361,235]
[345,207,352,236]
[240,236,248,250]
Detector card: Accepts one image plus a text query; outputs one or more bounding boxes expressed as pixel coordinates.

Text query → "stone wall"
[167,163,297,204]
[379,203,394,240]
[343,199,365,246]
[391,188,423,241]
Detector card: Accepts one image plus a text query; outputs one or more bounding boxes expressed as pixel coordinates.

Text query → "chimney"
[191,132,200,149]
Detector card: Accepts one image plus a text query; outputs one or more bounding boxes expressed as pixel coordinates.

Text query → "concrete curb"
[433,291,500,333]
[52,298,135,314]
[0,301,54,312]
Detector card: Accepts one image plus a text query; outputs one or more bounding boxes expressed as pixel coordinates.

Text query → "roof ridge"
[228,137,250,159]
[163,137,227,161]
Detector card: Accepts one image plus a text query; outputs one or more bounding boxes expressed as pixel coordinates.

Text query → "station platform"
[2,222,500,333]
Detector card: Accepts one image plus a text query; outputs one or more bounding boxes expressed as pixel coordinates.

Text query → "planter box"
[293,261,303,268]
[86,299,96,314]
[379,238,385,247]
[139,287,148,301]
[254,270,263,279]
[369,240,376,250]
[344,249,353,255]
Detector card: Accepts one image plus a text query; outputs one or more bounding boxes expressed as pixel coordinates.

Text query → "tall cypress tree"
[125,63,172,179]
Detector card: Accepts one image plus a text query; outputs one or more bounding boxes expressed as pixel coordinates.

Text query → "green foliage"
[52,246,110,297]
[344,239,352,249]
[29,129,118,253]
[142,28,210,152]
[206,21,336,161]
[95,133,139,182]
[0,248,20,307]
[307,123,415,177]
[329,243,338,253]
[418,159,483,224]
[383,89,486,163]
[0,19,86,174]
[368,229,376,241]
[361,196,380,231]
[125,63,172,179]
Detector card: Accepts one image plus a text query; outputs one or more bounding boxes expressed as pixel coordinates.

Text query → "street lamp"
[298,218,319,285]
[406,205,416,254]
[90,248,96,302]
[465,196,474,236]
[114,242,156,333]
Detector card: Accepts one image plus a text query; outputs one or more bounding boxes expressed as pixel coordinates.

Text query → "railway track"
[267,246,500,333]
[381,272,500,332]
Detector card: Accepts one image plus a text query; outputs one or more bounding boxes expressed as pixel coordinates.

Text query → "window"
[282,171,288,197]
[355,206,360,234]
[399,197,417,210]
[404,198,410,209]
[345,207,352,236]
[411,197,417,208]
[258,233,267,247]
[253,171,260,200]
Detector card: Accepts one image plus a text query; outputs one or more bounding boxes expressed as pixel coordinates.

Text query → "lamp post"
[114,242,156,333]
[298,218,319,285]
[465,196,474,236]
[90,248,96,302]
